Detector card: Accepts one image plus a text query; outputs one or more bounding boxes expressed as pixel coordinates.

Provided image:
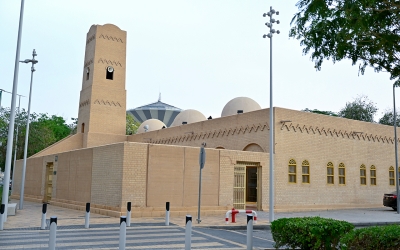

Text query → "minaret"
[77,24,127,148]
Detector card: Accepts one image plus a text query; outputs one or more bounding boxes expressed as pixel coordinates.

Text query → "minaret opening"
[106,66,114,80]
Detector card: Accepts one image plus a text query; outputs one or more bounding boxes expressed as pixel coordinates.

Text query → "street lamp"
[263,6,280,222]
[19,49,38,209]
[1,0,25,225]
[393,84,400,214]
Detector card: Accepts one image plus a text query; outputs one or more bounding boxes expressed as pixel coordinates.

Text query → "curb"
[197,221,400,230]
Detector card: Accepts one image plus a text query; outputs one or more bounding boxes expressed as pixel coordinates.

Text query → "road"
[1,222,275,249]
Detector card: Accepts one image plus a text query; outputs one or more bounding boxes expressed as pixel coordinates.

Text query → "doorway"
[246,167,257,209]
[43,162,54,203]
[233,162,261,210]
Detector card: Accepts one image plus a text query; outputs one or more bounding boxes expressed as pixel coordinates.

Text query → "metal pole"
[393,84,400,214]
[48,216,57,250]
[268,5,275,223]
[197,167,202,224]
[41,203,47,229]
[85,202,90,228]
[185,215,192,250]
[0,90,2,108]
[2,0,25,222]
[126,202,131,227]
[20,49,37,209]
[119,216,127,250]
[12,96,21,189]
[165,201,170,226]
[246,214,254,250]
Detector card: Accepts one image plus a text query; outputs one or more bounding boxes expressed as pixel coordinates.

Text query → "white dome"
[137,119,166,134]
[221,97,261,117]
[171,109,206,127]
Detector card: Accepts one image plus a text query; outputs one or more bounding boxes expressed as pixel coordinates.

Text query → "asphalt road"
[1,222,275,249]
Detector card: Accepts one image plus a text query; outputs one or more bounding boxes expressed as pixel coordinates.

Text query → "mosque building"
[11,24,399,217]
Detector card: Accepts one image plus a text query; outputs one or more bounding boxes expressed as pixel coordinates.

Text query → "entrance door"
[43,163,54,203]
[233,165,246,209]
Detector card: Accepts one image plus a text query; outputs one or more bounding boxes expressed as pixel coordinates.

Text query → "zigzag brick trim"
[151,123,269,144]
[98,34,123,43]
[97,58,122,67]
[94,99,122,107]
[281,123,396,144]
[86,34,95,45]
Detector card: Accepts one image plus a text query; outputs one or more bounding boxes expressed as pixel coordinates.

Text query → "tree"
[303,108,338,116]
[126,114,141,135]
[338,96,378,122]
[0,107,72,172]
[379,109,400,126]
[290,0,400,85]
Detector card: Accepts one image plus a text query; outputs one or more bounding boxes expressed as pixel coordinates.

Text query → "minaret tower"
[77,24,127,148]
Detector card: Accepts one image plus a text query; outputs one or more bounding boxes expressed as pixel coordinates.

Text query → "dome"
[137,119,166,134]
[127,95,182,127]
[171,109,206,127]
[221,97,261,117]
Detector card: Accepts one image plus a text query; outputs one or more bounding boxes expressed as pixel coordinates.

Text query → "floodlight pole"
[1,0,25,223]
[263,6,280,222]
[393,84,400,214]
[19,49,38,209]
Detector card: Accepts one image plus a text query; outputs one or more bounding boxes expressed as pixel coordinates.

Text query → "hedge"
[271,216,354,250]
[340,225,400,250]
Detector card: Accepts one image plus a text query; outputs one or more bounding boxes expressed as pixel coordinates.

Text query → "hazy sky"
[0,1,395,124]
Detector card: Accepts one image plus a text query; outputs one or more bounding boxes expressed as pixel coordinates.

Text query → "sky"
[0,0,396,125]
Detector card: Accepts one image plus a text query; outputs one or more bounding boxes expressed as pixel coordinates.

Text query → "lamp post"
[1,0,25,224]
[263,6,280,222]
[19,49,38,209]
[393,84,400,214]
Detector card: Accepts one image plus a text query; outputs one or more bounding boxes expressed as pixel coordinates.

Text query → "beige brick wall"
[128,109,270,153]
[274,107,400,209]
[32,133,83,157]
[91,143,124,209]
[121,142,148,208]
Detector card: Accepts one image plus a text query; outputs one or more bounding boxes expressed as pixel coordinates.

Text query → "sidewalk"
[3,199,400,230]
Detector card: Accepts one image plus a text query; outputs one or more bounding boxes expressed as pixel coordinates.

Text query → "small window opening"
[106,66,114,80]
[86,67,90,80]
[81,123,85,133]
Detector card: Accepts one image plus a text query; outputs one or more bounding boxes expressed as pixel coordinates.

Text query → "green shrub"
[271,216,354,250]
[340,225,400,250]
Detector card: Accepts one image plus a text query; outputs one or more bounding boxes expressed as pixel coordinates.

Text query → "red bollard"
[231,208,239,223]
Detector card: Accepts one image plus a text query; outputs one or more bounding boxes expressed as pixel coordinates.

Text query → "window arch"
[327,162,334,184]
[339,163,345,185]
[370,165,376,185]
[360,164,366,185]
[288,159,296,183]
[389,166,395,186]
[302,160,310,183]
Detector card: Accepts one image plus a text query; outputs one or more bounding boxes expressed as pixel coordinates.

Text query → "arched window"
[288,159,296,183]
[327,162,334,184]
[339,163,345,185]
[370,165,376,185]
[81,123,85,133]
[389,166,395,186]
[360,164,366,185]
[302,160,310,183]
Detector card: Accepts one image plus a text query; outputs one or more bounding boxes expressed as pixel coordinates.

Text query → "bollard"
[85,203,90,229]
[165,202,170,226]
[119,216,127,250]
[246,214,253,250]
[0,204,4,231]
[126,202,131,227]
[41,203,47,230]
[49,216,57,250]
[185,215,192,250]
